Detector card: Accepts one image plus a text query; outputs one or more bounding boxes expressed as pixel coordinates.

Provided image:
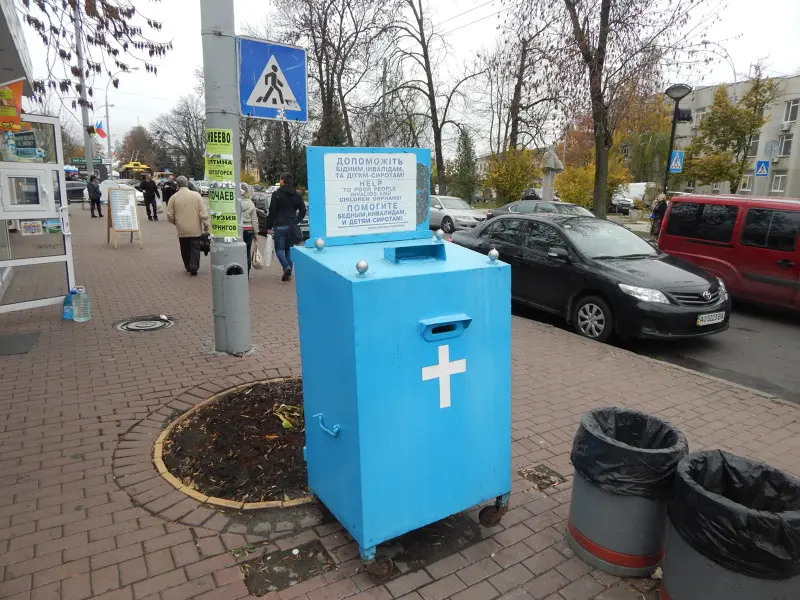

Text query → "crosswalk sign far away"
[237,37,308,122]
[755,160,769,177]
[669,151,684,173]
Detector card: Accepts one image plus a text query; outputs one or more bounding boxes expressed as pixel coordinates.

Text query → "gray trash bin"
[567,407,688,577]
[661,450,800,600]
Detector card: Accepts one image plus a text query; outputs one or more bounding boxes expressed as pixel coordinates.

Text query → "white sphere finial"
[435,229,445,241]
[356,259,369,274]
[488,248,500,262]
[314,238,325,250]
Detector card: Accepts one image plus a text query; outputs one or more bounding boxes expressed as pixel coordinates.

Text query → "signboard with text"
[306,147,431,248]
[203,127,237,237]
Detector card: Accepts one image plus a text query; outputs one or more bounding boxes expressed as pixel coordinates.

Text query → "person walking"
[167,176,210,276]
[138,173,160,221]
[266,172,306,281]
[240,183,259,274]
[161,174,178,209]
[87,175,103,218]
[651,193,668,239]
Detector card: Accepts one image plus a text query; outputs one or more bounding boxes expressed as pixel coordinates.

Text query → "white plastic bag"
[264,233,274,268]
[252,243,264,270]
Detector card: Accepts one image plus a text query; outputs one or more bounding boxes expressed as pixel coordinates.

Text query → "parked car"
[486,200,594,220]
[429,195,487,233]
[83,179,144,205]
[610,192,634,215]
[657,194,800,311]
[451,214,730,342]
[65,181,86,204]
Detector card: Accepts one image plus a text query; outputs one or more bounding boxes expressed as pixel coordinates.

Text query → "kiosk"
[294,147,512,582]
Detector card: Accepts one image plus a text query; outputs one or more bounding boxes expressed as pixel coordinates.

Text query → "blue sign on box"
[237,37,307,122]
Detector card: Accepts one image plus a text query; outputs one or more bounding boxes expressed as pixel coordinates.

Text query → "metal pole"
[200,0,251,355]
[381,58,388,146]
[663,101,680,194]
[104,99,111,161]
[72,3,95,194]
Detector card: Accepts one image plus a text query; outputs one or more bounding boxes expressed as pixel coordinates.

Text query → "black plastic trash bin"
[661,450,800,600]
[567,407,688,577]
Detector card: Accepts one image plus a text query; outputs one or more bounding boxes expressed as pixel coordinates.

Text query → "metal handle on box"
[419,313,472,342]
[313,413,340,437]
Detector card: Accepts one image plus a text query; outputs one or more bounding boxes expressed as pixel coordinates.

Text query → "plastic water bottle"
[72,286,92,323]
[61,289,75,321]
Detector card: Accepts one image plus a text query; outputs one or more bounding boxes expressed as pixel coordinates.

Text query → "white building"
[674,74,800,198]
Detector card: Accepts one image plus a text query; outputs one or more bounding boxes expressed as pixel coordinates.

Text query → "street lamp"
[663,83,693,194]
[105,67,139,162]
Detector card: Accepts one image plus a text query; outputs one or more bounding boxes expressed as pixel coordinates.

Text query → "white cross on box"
[421,344,467,409]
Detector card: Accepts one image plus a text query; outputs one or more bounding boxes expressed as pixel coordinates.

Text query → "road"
[514,302,800,404]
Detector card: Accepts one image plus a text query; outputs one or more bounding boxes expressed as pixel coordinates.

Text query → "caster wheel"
[368,556,394,584]
[479,505,504,527]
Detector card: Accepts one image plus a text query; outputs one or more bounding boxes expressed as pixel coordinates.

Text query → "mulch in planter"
[162,378,307,503]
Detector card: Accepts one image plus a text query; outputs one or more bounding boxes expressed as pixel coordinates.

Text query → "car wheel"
[441,217,455,234]
[573,296,614,342]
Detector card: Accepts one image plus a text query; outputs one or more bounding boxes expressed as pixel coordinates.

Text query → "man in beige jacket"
[167,176,210,276]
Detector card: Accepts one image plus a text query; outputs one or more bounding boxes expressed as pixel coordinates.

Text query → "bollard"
[661,450,800,600]
[567,407,688,577]
[210,241,251,355]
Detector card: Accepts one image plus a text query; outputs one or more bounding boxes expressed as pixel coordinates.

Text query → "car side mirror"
[547,247,569,260]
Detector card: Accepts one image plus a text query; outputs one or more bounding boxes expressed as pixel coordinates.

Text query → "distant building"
[674,74,800,198]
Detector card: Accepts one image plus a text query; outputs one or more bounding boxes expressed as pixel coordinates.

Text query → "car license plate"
[697,311,726,326]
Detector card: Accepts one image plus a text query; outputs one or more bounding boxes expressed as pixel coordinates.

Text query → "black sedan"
[486,199,593,220]
[451,215,731,342]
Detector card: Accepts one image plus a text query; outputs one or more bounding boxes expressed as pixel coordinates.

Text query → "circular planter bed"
[159,378,309,507]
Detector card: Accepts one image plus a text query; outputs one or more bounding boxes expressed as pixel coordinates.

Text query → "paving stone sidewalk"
[1,207,799,600]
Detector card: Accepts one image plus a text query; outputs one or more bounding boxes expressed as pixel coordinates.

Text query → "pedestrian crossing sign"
[238,37,308,122]
[756,160,769,177]
[669,151,684,173]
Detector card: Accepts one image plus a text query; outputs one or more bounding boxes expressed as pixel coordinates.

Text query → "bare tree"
[390,0,485,194]
[150,95,206,180]
[510,0,720,217]
[273,0,400,146]
[14,0,171,108]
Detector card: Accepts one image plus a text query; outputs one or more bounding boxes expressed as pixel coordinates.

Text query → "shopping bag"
[252,243,264,270]
[264,233,274,268]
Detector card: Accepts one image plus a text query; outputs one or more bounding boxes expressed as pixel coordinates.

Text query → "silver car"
[429,195,487,234]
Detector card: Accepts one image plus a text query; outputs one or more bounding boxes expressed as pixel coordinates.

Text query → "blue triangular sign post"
[755,161,769,177]
[669,151,684,173]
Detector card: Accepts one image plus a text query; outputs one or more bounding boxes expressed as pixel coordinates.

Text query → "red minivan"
[658,195,800,311]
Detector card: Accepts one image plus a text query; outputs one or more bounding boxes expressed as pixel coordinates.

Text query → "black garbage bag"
[570,407,688,500]
[669,450,800,579]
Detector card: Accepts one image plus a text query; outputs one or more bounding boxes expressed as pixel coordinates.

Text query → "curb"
[152,377,315,511]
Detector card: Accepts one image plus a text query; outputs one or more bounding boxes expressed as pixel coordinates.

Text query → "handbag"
[199,233,211,256]
[252,242,264,270]
[263,233,274,268]
[289,222,303,246]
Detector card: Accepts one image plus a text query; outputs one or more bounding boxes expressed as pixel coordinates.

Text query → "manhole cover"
[116,316,174,332]
[519,464,567,491]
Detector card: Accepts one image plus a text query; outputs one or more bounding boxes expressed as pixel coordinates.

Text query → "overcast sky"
[19,0,800,154]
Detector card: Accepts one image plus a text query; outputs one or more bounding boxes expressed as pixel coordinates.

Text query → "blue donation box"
[294,147,512,582]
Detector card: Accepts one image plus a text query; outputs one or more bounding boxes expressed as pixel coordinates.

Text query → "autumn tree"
[683,67,779,193]
[486,150,541,204]
[448,129,480,202]
[556,158,631,209]
[117,125,157,171]
[510,0,718,218]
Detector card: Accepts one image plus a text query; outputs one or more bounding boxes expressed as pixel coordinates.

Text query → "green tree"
[485,149,541,204]
[449,129,479,202]
[684,67,779,193]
